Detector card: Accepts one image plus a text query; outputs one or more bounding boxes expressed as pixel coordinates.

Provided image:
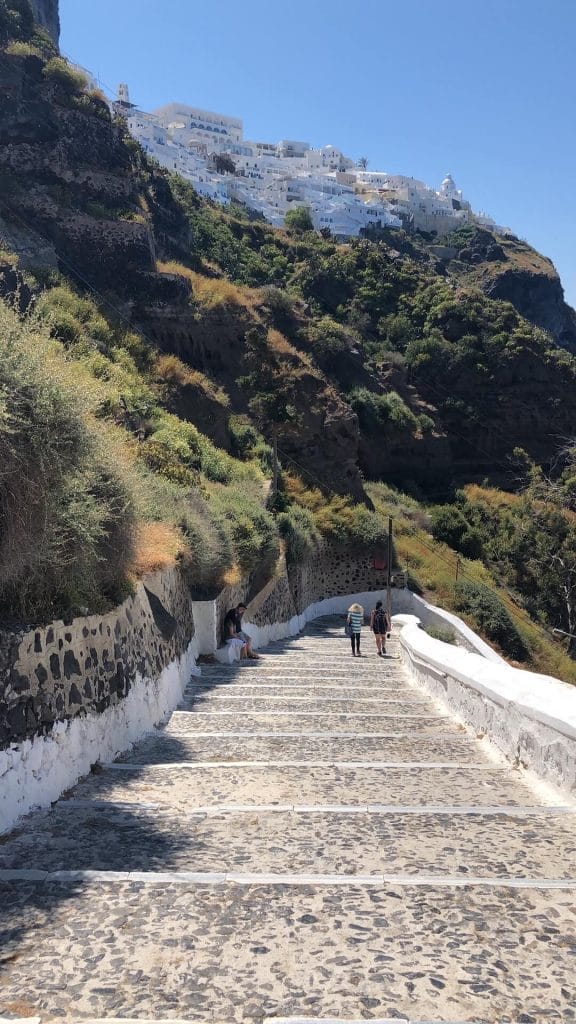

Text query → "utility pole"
[386,516,393,623]
[455,557,461,583]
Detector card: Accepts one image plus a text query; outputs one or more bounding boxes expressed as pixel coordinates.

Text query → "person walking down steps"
[347,602,364,656]
[370,599,391,657]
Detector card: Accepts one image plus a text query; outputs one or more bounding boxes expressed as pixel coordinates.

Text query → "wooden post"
[386,516,393,622]
[455,556,461,583]
[272,431,278,501]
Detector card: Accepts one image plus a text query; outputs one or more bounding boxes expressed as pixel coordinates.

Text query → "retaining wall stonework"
[0,569,199,831]
[0,568,195,748]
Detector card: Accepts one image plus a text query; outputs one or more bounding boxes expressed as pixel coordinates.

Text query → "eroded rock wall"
[29,0,60,45]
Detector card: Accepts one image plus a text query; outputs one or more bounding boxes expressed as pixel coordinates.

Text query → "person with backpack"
[346,602,364,657]
[370,599,391,656]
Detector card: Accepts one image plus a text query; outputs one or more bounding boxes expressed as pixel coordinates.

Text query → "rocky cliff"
[29,0,59,44]
[441,230,576,352]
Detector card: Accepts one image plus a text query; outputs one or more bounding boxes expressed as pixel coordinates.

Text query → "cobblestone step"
[68,764,546,811]
[0,880,574,1020]
[178,696,430,712]
[161,712,454,735]
[182,688,422,704]
[3,618,574,1023]
[1,804,574,877]
[114,733,481,765]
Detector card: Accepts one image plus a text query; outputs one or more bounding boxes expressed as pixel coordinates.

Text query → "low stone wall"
[194,545,391,656]
[397,617,576,795]
[287,545,389,617]
[0,569,198,832]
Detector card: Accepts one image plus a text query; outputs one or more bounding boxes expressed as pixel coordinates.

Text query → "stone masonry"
[0,568,194,748]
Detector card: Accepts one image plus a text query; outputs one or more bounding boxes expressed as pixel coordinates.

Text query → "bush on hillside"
[431,504,484,559]
[43,57,88,94]
[454,580,529,661]
[278,505,320,562]
[284,206,314,233]
[424,624,457,645]
[0,301,135,620]
[209,484,280,576]
[350,387,418,436]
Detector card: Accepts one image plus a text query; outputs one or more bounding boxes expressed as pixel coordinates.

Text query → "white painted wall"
[397,616,576,795]
[0,638,201,835]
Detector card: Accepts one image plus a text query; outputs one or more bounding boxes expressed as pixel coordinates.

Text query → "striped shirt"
[349,611,364,632]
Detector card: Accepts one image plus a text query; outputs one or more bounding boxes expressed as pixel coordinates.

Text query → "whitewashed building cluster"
[117,87,509,238]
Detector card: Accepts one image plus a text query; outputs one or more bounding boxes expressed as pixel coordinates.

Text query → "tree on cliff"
[284,205,314,234]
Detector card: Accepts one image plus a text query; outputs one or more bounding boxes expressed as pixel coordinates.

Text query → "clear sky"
[60,0,576,308]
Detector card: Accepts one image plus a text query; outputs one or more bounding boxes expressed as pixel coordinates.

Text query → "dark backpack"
[373,607,387,632]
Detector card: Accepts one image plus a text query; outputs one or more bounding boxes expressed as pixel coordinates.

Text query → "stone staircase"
[0,618,575,1023]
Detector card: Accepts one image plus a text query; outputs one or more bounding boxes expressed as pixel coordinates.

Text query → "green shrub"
[210,484,279,574]
[229,415,259,458]
[284,205,314,233]
[424,624,457,645]
[350,387,418,436]
[431,505,483,559]
[454,580,529,661]
[260,285,299,328]
[43,56,88,93]
[177,493,234,598]
[278,505,320,562]
[0,301,135,620]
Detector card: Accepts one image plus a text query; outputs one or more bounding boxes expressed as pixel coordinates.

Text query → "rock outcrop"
[29,0,59,45]
[447,229,576,352]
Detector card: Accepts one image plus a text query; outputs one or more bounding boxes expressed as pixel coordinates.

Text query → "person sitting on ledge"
[223,603,259,659]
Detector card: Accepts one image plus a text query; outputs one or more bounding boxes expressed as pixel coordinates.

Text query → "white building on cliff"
[120,87,510,238]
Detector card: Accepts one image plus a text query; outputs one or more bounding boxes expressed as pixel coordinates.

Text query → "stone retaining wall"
[0,569,199,832]
[0,569,194,750]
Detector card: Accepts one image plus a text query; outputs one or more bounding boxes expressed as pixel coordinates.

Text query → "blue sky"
[60,0,576,308]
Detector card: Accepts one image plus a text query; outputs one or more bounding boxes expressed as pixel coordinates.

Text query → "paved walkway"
[0,618,575,1023]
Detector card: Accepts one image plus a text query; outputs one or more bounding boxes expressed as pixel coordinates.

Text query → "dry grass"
[0,247,18,267]
[190,272,260,311]
[222,563,243,587]
[157,259,197,286]
[131,522,187,577]
[464,484,521,507]
[154,354,229,405]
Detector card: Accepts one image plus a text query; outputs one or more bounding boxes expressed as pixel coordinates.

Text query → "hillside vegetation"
[1,3,576,680]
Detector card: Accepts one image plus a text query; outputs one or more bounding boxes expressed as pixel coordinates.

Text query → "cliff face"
[29,0,59,44]
[445,230,576,352]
